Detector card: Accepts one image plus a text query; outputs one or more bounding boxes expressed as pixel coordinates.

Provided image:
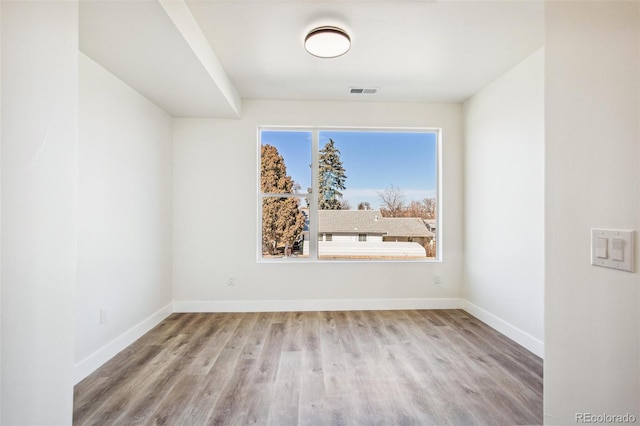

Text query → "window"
[259,127,439,261]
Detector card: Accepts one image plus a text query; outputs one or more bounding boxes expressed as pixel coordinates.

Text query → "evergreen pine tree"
[318,138,348,210]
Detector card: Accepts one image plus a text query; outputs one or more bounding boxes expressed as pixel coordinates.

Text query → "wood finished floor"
[73,310,543,426]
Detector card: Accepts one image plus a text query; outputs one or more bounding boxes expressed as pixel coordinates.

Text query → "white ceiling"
[80,0,544,118]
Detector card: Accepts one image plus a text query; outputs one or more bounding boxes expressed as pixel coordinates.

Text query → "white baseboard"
[462,301,544,358]
[73,303,173,384]
[173,298,464,313]
[74,298,542,383]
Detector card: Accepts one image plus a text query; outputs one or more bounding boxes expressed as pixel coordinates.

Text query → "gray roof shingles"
[318,210,434,238]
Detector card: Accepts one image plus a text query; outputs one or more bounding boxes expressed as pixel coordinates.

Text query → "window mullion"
[309,129,320,260]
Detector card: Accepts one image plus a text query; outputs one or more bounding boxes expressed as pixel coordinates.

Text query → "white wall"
[328,234,383,243]
[462,49,545,356]
[0,2,3,421]
[75,54,173,381]
[173,100,463,310]
[1,2,78,424]
[545,2,640,422]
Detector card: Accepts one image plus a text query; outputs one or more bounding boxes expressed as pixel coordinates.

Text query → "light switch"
[611,238,624,261]
[596,237,608,259]
[591,229,634,272]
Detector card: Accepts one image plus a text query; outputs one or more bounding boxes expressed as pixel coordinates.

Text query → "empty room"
[1,1,639,425]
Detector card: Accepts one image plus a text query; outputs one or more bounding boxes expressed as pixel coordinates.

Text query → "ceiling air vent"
[350,87,378,95]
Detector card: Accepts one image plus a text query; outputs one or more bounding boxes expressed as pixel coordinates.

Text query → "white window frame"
[257,126,442,263]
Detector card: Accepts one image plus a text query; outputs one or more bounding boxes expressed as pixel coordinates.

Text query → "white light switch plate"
[591,229,634,272]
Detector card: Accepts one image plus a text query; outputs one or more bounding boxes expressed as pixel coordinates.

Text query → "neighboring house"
[302,210,435,258]
[425,219,437,234]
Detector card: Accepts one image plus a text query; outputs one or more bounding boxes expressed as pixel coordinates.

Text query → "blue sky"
[261,129,437,210]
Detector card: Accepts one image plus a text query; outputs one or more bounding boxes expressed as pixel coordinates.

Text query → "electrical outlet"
[434,275,442,285]
[227,276,235,286]
[100,307,109,324]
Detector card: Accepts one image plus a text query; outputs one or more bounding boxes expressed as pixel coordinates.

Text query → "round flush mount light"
[304,26,351,58]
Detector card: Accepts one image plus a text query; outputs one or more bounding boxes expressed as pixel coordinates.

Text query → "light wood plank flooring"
[73,310,543,425]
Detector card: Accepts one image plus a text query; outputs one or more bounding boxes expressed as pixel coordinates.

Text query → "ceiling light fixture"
[304,26,351,58]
